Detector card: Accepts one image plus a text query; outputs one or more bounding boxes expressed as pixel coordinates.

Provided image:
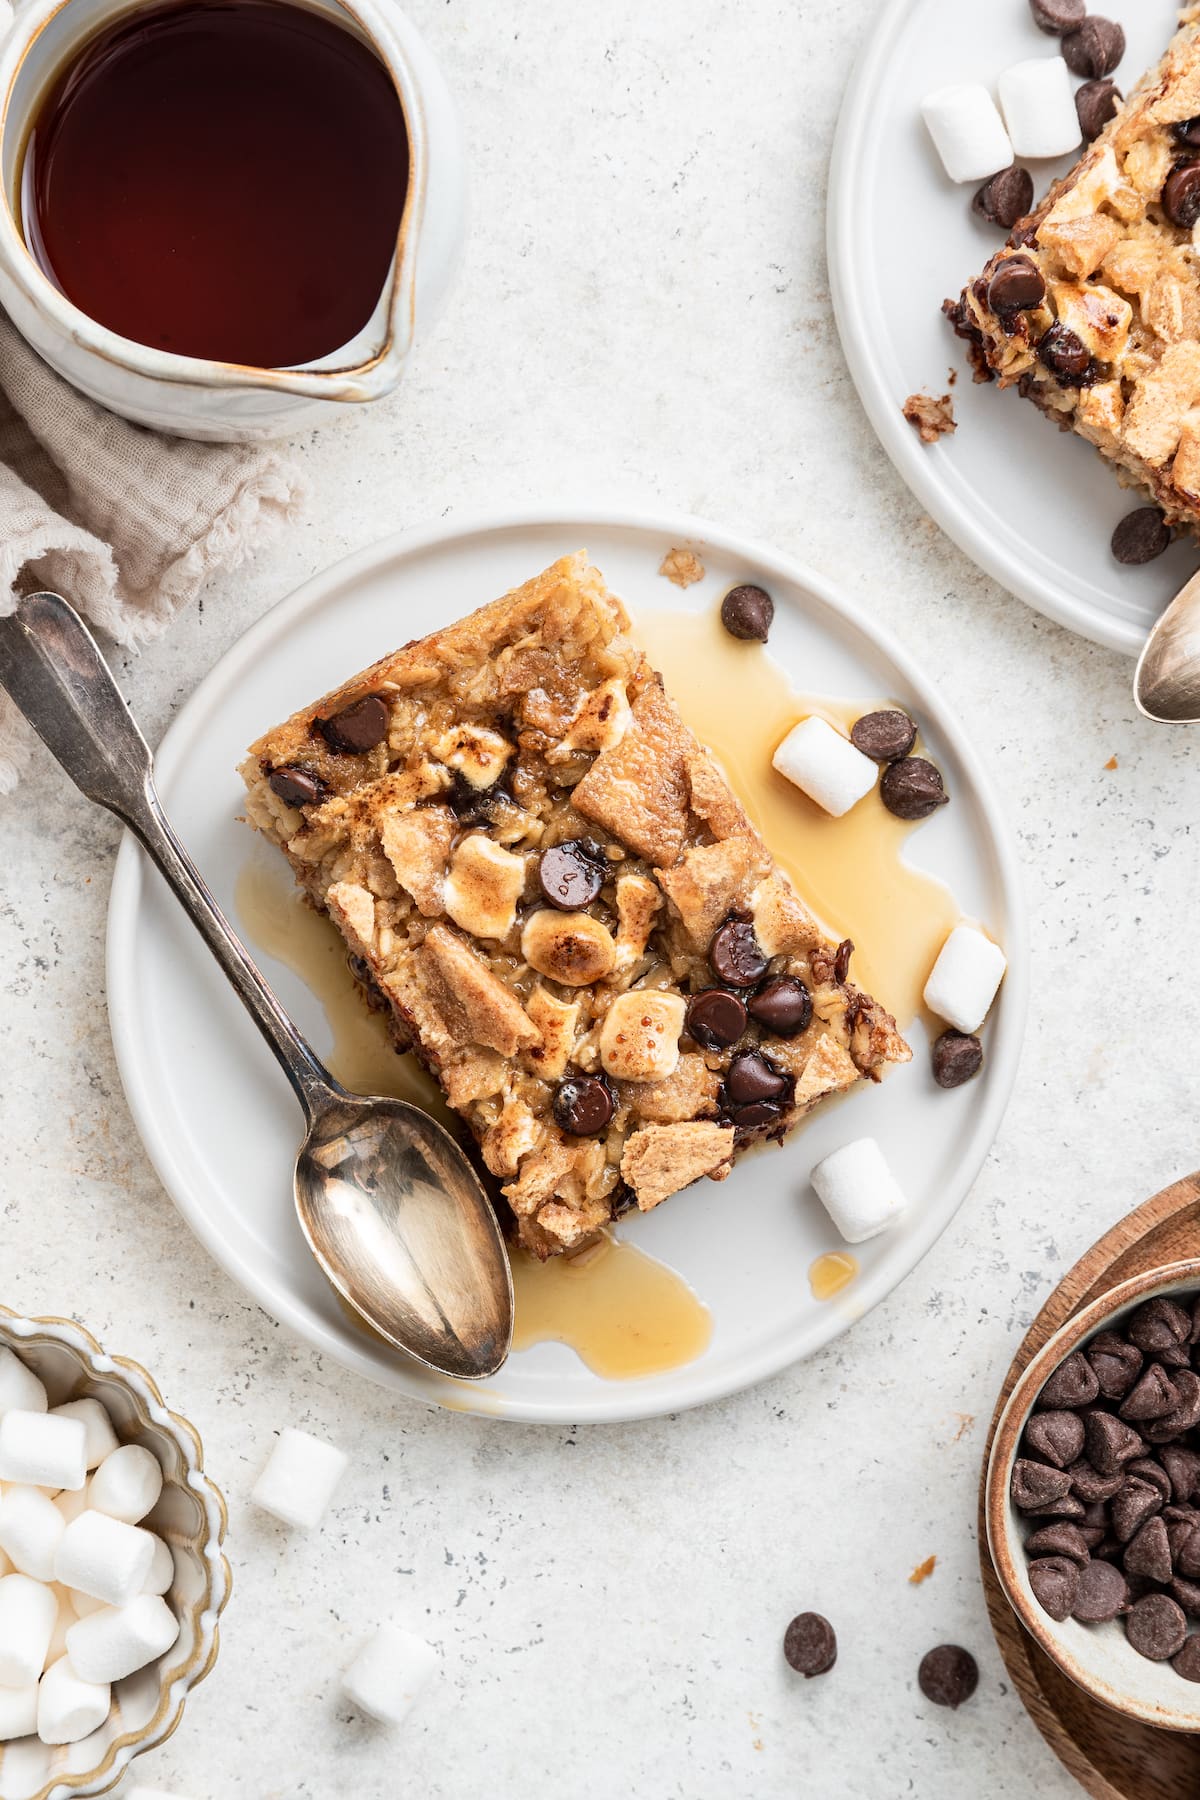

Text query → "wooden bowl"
[0,1307,231,1800]
[985,1260,1200,1734]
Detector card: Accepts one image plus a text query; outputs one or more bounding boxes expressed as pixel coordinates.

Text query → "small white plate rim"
[105,503,1029,1423]
[828,0,1172,659]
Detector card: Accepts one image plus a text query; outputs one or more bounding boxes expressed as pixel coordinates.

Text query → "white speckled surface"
[2,1,1198,1793]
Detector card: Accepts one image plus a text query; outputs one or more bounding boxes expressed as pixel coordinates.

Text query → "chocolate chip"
[1087,1332,1144,1400]
[1067,1459,1124,1503]
[783,1612,836,1677]
[834,939,854,983]
[987,255,1046,314]
[1146,1370,1200,1443]
[1170,1577,1200,1619]
[1169,1518,1200,1579]
[708,918,768,989]
[315,694,388,755]
[729,1101,784,1131]
[1037,324,1096,386]
[1164,158,1200,230]
[1174,1636,1200,1681]
[720,584,775,643]
[880,758,949,821]
[539,839,606,910]
[850,709,917,763]
[1084,1409,1143,1475]
[1125,1516,1174,1585]
[747,976,812,1039]
[1025,1411,1086,1470]
[1129,1298,1192,1356]
[917,1645,978,1709]
[267,765,328,808]
[1072,1558,1129,1623]
[1112,1477,1163,1544]
[1012,1459,1072,1512]
[1161,1341,1193,1369]
[1120,1364,1179,1423]
[1025,1522,1091,1566]
[1040,1351,1101,1411]
[931,1030,983,1089]
[686,989,747,1051]
[1029,1557,1080,1621]
[1110,506,1171,567]
[973,165,1036,230]
[1162,1446,1200,1504]
[1076,78,1122,143]
[1030,0,1084,30]
[1127,1458,1175,1506]
[552,1076,615,1137]
[1126,1593,1188,1662]
[1174,118,1200,150]
[1035,1492,1087,1520]
[725,1052,788,1108]
[1062,17,1125,79]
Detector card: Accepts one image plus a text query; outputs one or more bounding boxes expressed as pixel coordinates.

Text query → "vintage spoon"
[0,593,513,1380]
[1134,568,1200,724]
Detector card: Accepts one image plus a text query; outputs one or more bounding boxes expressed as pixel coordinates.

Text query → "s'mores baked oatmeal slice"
[947,11,1200,534]
[240,554,910,1259]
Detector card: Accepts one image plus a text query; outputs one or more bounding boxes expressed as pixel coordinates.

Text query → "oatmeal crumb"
[903,392,957,444]
[947,367,958,387]
[909,1555,937,1586]
[659,546,706,588]
[1105,754,1119,770]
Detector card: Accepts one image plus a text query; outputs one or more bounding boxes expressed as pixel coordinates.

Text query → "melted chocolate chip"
[973,167,1035,230]
[267,765,328,808]
[931,1030,983,1089]
[316,693,389,754]
[1164,159,1200,230]
[987,255,1046,314]
[1112,508,1170,565]
[1174,118,1200,149]
[880,758,949,821]
[539,839,607,910]
[834,939,854,984]
[747,976,813,1039]
[708,918,768,988]
[720,584,774,643]
[729,1101,783,1131]
[918,1645,978,1709]
[686,989,748,1051]
[552,1076,615,1137]
[448,771,510,824]
[1037,324,1096,386]
[726,1052,788,1107]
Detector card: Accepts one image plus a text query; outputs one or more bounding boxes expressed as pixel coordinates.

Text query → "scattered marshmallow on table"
[0,1572,58,1686]
[51,1398,119,1472]
[251,1427,348,1530]
[36,1654,111,1746]
[0,1409,87,1492]
[66,1592,180,1684]
[924,924,1007,1034]
[0,1681,38,1743]
[998,57,1081,159]
[772,716,877,818]
[0,1483,65,1581]
[811,1138,908,1245]
[88,1443,162,1524]
[342,1624,439,1726]
[56,1509,156,1607]
[921,83,1013,183]
[0,1347,47,1417]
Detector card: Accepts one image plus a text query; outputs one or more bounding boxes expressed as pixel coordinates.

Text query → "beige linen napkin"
[0,315,306,792]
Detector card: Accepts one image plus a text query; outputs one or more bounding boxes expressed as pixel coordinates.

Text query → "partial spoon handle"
[0,592,338,1119]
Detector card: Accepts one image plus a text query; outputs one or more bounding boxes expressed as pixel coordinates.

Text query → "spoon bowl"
[1134,567,1200,723]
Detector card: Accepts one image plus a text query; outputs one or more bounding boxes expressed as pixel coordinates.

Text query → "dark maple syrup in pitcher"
[20,0,410,367]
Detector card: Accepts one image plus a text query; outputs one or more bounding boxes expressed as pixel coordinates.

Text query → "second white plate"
[106,508,1027,1422]
[829,0,1197,656]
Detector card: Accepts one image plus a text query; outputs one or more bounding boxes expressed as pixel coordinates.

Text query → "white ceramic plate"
[829,0,1198,656]
[106,508,1027,1423]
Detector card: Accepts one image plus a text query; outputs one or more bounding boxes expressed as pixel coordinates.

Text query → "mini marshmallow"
[88,1444,162,1524]
[811,1138,908,1245]
[0,1411,87,1492]
[45,1587,73,1663]
[142,1533,174,1597]
[772,716,877,818]
[55,1485,89,1527]
[998,57,1081,159]
[0,1682,38,1743]
[0,1573,58,1686]
[921,83,1014,183]
[36,1655,111,1746]
[0,1485,64,1581]
[65,1594,180,1684]
[251,1428,348,1530]
[341,1624,439,1726]
[0,1349,47,1418]
[923,924,1007,1034]
[69,1586,106,1618]
[50,1400,119,1472]
[56,1511,156,1607]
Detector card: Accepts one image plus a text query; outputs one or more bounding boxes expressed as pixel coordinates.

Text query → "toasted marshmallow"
[998,57,1081,160]
[1052,283,1132,364]
[1044,147,1121,227]
[600,991,687,1083]
[432,723,512,790]
[521,910,616,987]
[921,83,1013,183]
[443,836,525,941]
[553,679,632,759]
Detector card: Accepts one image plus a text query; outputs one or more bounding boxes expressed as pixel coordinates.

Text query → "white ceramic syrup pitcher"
[0,0,464,440]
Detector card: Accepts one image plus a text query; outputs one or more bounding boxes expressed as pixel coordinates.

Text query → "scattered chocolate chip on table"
[1112,508,1171,566]
[720,584,774,643]
[918,1644,979,1708]
[880,758,949,821]
[783,1612,837,1678]
[931,1030,983,1090]
[850,709,917,763]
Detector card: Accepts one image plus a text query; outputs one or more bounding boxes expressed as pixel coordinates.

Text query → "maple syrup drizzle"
[510,1235,712,1378]
[808,1252,860,1302]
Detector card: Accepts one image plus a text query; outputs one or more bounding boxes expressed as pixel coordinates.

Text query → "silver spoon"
[1134,568,1200,724]
[0,592,513,1380]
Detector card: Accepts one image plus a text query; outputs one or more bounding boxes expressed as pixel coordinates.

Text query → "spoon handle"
[0,592,339,1121]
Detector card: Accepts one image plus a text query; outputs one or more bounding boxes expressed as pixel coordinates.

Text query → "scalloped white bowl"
[0,1308,231,1800]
